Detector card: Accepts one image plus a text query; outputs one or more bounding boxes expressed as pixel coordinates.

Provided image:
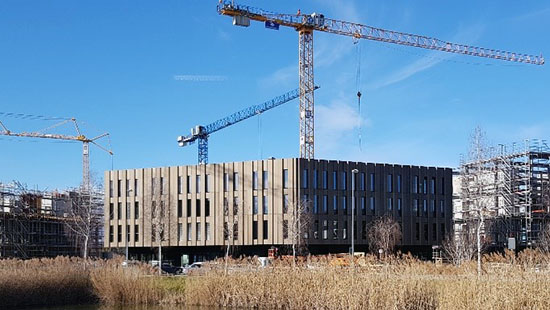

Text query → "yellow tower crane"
[217,1,544,160]
[0,117,113,192]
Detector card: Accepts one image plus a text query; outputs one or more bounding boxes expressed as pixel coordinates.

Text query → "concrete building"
[104,158,453,263]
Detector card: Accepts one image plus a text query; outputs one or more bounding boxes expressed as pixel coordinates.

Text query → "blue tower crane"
[177,86,319,164]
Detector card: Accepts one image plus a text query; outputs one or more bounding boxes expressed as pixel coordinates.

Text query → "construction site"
[455,139,550,249]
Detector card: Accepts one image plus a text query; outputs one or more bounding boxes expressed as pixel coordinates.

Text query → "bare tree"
[367,215,401,257]
[223,201,238,275]
[149,177,167,275]
[287,198,311,267]
[442,231,477,265]
[65,177,102,259]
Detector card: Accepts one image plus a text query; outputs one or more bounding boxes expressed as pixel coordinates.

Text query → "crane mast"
[178,87,318,164]
[0,118,113,192]
[217,1,544,159]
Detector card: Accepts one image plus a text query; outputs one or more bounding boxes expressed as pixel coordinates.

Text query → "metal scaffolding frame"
[457,140,550,247]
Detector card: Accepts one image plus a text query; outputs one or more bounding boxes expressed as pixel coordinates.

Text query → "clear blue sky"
[0,0,548,190]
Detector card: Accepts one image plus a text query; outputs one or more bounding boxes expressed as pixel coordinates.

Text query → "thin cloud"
[366,23,485,90]
[258,64,297,89]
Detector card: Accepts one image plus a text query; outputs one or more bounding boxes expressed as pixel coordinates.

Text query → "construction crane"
[217,1,545,160]
[178,87,317,164]
[0,117,113,192]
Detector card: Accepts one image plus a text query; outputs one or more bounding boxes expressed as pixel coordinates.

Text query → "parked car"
[180,262,203,275]
[161,263,181,275]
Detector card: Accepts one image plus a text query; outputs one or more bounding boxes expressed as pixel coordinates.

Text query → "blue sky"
[0,0,548,190]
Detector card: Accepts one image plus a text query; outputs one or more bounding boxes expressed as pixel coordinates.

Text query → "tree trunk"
[83,235,89,259]
[158,241,162,276]
[476,211,483,277]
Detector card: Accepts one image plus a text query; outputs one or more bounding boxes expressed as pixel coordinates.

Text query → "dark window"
[127,225,130,242]
[423,177,428,194]
[233,222,238,240]
[233,172,239,191]
[263,196,268,214]
[313,195,318,214]
[424,224,429,241]
[205,198,210,217]
[186,175,191,193]
[205,175,210,193]
[433,223,437,241]
[134,202,139,219]
[263,220,268,240]
[283,195,288,214]
[441,223,446,237]
[134,225,139,242]
[160,177,164,195]
[252,221,258,239]
[360,173,365,191]
[283,169,288,189]
[253,171,258,190]
[387,174,393,193]
[196,175,201,193]
[397,199,402,217]
[423,200,427,216]
[186,199,191,217]
[253,196,258,214]
[323,171,328,189]
[430,177,436,194]
[126,180,130,197]
[223,173,228,192]
[370,197,375,215]
[387,197,393,212]
[361,197,366,215]
[109,225,113,243]
[341,171,347,190]
[342,196,347,215]
[397,175,402,193]
[333,196,338,215]
[414,199,419,217]
[196,199,201,217]
[431,200,436,217]
[109,180,113,198]
[302,169,308,189]
[440,200,445,217]
[233,197,239,215]
[134,179,138,196]
[117,202,122,219]
[178,200,183,217]
[313,169,318,189]
[263,171,269,189]
[314,220,319,239]
[283,220,288,239]
[323,195,328,214]
[178,176,182,194]
[369,173,375,192]
[117,180,121,197]
[126,202,130,219]
[117,225,122,243]
[109,203,114,220]
[332,171,337,190]
[361,221,367,239]
[413,176,419,194]
[415,223,420,241]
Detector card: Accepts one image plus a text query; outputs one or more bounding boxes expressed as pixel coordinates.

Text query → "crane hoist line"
[177,86,319,165]
[217,0,544,160]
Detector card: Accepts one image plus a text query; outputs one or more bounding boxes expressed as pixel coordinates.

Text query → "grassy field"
[2,251,550,309]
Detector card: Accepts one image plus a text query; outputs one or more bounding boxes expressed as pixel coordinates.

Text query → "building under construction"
[0,182,103,258]
[455,140,550,249]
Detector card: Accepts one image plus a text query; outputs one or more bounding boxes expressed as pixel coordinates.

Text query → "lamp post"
[351,169,359,259]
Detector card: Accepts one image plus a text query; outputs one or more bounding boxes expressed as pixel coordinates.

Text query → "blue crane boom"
[177,86,318,164]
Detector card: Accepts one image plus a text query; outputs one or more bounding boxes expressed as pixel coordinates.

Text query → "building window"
[323,170,328,189]
[302,169,308,189]
[369,197,375,215]
[160,177,164,195]
[134,202,139,219]
[160,201,166,218]
[397,198,402,217]
[342,196,347,215]
[423,200,427,216]
[441,223,446,237]
[369,173,375,192]
[178,200,183,218]
[233,222,238,240]
[283,195,288,214]
[253,196,258,214]
[134,225,139,242]
[360,172,365,191]
[263,171,269,189]
[387,174,393,193]
[433,223,437,241]
[126,180,130,197]
[323,195,328,214]
[341,171,347,190]
[117,179,121,197]
[387,197,393,212]
[117,202,122,219]
[206,222,211,241]
[134,179,138,196]
[283,220,288,239]
[332,221,338,240]
[413,176,418,194]
[233,197,239,215]
[178,223,183,242]
[322,220,328,239]
[205,175,210,193]
[196,199,201,217]
[414,199,419,217]
[332,171,337,190]
[361,197,366,215]
[178,176,182,194]
[313,169,318,189]
[333,196,338,215]
[253,171,258,190]
[423,177,428,194]
[283,169,289,189]
[187,223,192,241]
[109,180,113,198]
[205,198,210,217]
[431,200,435,217]
[263,220,268,240]
[313,195,318,214]
[252,221,258,240]
[196,222,201,241]
[126,202,131,219]
[361,221,367,240]
[415,223,420,241]
[196,175,201,193]
[424,223,428,241]
[343,221,348,240]
[223,197,229,215]
[263,195,268,214]
[151,177,155,195]
[186,175,191,193]
[440,200,445,217]
[314,220,319,239]
[109,225,113,243]
[117,225,122,243]
[430,177,435,195]
[187,199,192,217]
[109,203,114,220]
[151,201,157,218]
[233,172,239,191]
[223,173,229,192]
[397,175,402,193]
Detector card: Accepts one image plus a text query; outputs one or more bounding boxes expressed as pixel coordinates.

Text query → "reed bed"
[3,251,550,309]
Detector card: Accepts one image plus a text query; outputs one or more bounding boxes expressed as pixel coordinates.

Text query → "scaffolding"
[0,182,104,258]
[457,140,550,248]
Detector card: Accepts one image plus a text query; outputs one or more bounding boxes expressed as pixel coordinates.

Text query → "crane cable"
[354,39,363,151]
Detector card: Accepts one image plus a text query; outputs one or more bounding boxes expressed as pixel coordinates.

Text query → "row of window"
[301,169,445,195]
[109,195,446,220]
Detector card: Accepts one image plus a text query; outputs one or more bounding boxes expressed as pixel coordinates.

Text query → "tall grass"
[3,251,550,309]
